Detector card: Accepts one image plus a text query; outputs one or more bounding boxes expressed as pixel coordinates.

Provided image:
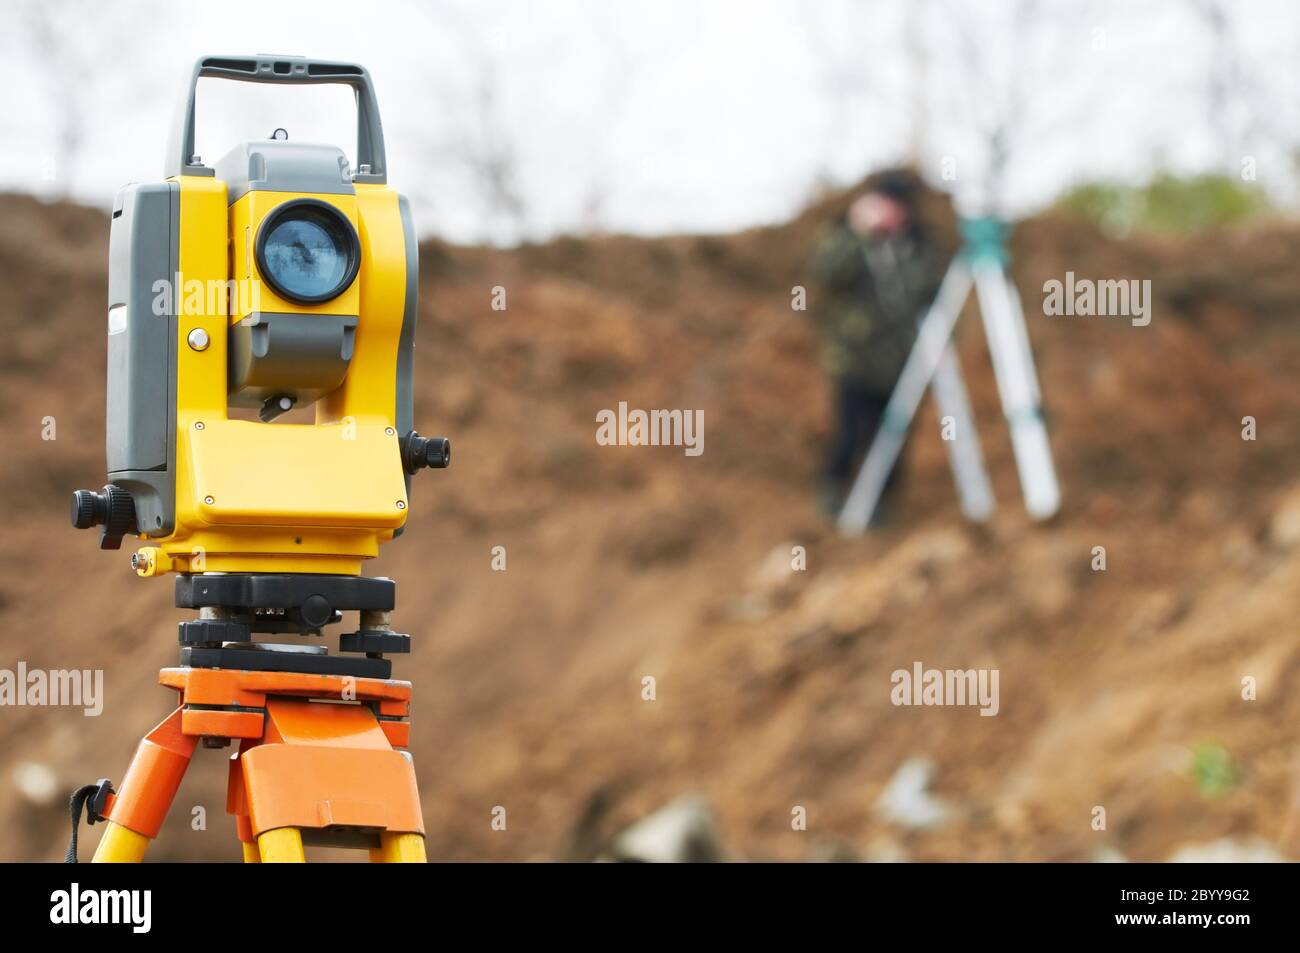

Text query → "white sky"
[2,0,1297,243]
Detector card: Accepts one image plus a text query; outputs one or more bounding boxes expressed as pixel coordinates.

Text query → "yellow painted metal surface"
[227,190,362,322]
[141,176,411,575]
[376,831,427,863]
[257,826,306,863]
[319,184,406,425]
[186,418,407,527]
[91,821,150,863]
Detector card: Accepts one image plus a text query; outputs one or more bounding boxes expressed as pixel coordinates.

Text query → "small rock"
[604,795,727,863]
[874,757,953,831]
[723,542,807,621]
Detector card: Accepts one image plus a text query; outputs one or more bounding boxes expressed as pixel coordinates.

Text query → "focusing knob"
[422,437,451,469]
[71,489,104,529]
[71,485,138,550]
[400,431,451,473]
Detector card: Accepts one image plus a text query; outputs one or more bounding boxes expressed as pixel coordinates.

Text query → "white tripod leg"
[971,260,1060,520]
[838,259,973,536]
[930,344,995,522]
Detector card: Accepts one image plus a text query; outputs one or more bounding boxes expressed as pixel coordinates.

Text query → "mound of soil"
[0,190,1297,861]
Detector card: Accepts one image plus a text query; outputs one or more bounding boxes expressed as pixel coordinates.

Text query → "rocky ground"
[0,189,1297,861]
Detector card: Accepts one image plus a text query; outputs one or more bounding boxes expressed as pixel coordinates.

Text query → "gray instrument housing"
[106,182,180,536]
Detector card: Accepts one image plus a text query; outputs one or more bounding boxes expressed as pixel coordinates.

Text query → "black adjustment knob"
[260,394,296,423]
[100,485,138,550]
[422,437,451,469]
[340,629,411,655]
[71,485,138,550]
[299,593,334,630]
[71,489,105,529]
[178,618,251,646]
[400,431,451,473]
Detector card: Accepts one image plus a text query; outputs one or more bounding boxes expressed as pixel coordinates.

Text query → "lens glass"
[261,210,351,300]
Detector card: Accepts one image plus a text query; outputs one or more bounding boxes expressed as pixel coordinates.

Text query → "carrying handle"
[167,54,387,183]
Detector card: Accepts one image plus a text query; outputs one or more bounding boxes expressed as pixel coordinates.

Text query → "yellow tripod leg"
[258,827,306,863]
[375,832,427,863]
[241,841,262,863]
[92,821,150,863]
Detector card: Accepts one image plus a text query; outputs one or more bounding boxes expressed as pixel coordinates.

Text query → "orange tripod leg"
[241,698,425,861]
[92,707,197,862]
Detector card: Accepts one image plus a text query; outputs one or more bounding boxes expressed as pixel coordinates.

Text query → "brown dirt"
[0,191,1297,861]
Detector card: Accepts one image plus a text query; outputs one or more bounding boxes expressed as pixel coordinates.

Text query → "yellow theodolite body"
[161,179,410,576]
[77,56,438,577]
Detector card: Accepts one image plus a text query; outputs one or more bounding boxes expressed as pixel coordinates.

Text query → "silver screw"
[194,421,205,430]
[396,501,406,509]
[204,495,214,505]
[187,328,210,351]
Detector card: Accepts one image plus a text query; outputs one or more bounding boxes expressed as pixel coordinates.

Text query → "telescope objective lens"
[255,199,360,303]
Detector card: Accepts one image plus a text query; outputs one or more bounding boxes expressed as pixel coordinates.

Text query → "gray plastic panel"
[393,193,419,535]
[107,183,171,470]
[396,193,417,436]
[106,182,177,535]
[228,311,358,408]
[215,140,356,203]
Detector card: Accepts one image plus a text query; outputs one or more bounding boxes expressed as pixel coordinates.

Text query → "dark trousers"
[824,380,899,493]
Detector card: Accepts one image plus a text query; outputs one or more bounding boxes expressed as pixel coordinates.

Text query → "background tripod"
[837,217,1061,534]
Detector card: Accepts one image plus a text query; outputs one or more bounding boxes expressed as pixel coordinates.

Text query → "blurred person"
[809,169,947,523]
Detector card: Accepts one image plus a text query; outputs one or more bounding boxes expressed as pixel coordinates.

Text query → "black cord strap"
[65,779,113,863]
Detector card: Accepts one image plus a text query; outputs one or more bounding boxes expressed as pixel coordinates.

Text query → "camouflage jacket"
[809,225,946,393]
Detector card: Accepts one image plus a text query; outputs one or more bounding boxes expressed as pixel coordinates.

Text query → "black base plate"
[176,574,395,612]
[175,573,397,636]
[181,645,391,679]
